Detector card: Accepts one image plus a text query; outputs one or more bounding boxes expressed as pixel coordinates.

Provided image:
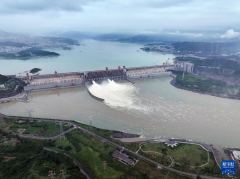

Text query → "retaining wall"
[24,81,83,91]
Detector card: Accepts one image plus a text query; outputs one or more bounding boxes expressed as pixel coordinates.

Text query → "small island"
[0,48,60,59]
[30,68,42,74]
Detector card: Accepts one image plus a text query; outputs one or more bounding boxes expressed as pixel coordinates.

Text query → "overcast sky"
[0,0,240,37]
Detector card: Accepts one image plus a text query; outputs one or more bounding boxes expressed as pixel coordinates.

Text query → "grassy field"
[72,121,141,152]
[8,120,71,136]
[56,129,124,179]
[135,161,191,179]
[141,143,207,166]
[140,143,222,177]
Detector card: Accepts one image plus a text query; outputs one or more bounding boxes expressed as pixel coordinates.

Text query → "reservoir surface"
[0,40,239,148]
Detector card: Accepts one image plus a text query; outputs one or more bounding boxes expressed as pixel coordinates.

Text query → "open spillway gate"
[84,78,135,102]
[84,68,126,83]
[84,68,124,102]
[83,68,135,102]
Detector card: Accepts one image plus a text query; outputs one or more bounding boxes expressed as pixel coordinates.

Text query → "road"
[1,113,227,179]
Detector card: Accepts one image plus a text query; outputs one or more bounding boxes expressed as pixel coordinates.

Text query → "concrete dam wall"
[13,64,191,101]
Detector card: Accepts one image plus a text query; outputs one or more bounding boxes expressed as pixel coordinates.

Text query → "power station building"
[174,62,194,73]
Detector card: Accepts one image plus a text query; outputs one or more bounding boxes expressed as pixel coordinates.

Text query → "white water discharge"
[89,80,151,113]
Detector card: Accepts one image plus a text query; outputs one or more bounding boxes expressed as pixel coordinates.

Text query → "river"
[0,40,239,148]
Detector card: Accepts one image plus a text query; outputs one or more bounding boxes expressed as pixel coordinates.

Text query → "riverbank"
[170,76,240,101]
[1,113,233,177]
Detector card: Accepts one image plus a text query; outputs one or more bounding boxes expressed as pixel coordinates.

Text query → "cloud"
[148,0,193,8]
[0,0,240,35]
[0,0,103,14]
[130,0,193,8]
[220,29,240,39]
[166,31,203,37]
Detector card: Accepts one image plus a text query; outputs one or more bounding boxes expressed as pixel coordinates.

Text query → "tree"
[58,146,63,150]
[64,146,72,151]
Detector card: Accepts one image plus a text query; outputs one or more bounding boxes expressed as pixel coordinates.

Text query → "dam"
[6,62,193,102]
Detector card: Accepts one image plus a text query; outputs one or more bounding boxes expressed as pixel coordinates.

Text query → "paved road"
[1,113,226,179]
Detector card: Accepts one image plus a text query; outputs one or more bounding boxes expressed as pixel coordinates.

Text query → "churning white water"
[88,80,152,113]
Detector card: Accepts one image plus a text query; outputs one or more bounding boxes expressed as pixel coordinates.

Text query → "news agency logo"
[221,160,235,175]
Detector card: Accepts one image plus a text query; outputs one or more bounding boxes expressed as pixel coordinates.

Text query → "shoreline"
[170,77,240,101]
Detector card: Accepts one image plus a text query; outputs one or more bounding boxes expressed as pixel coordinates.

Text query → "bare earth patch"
[17,128,26,134]
[2,157,16,161]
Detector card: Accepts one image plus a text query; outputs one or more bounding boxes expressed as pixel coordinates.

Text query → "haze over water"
[0,40,174,75]
[0,40,240,148]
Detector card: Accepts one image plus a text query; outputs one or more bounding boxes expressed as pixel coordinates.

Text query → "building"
[112,151,135,166]
[174,62,194,73]
[126,65,174,79]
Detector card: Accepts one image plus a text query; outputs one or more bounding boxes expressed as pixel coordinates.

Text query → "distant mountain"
[116,34,205,43]
[42,37,80,45]
[0,30,13,37]
[57,31,135,41]
[57,31,93,40]
[0,30,28,37]
[94,33,133,41]
[173,41,240,54]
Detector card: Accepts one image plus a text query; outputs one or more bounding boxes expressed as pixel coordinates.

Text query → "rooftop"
[112,151,134,166]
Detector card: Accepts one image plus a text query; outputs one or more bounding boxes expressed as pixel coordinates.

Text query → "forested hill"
[173,41,240,55]
[0,74,9,84]
[43,37,80,45]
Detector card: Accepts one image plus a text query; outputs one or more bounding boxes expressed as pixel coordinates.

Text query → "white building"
[174,62,194,73]
[0,84,5,88]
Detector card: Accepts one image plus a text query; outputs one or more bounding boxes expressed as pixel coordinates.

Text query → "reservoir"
[0,40,239,148]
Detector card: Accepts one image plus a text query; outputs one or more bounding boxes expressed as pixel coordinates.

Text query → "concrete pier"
[84,82,104,102]
[126,78,135,84]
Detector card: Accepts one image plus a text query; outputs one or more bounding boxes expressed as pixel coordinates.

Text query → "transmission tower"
[182,71,185,80]
[25,109,34,122]
[2,136,7,144]
[0,117,5,127]
[59,122,65,141]
[60,169,66,179]
[11,138,16,146]
[103,161,108,170]
[48,170,56,179]
[89,119,93,130]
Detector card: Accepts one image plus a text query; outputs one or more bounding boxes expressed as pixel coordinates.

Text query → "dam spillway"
[13,63,193,101]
